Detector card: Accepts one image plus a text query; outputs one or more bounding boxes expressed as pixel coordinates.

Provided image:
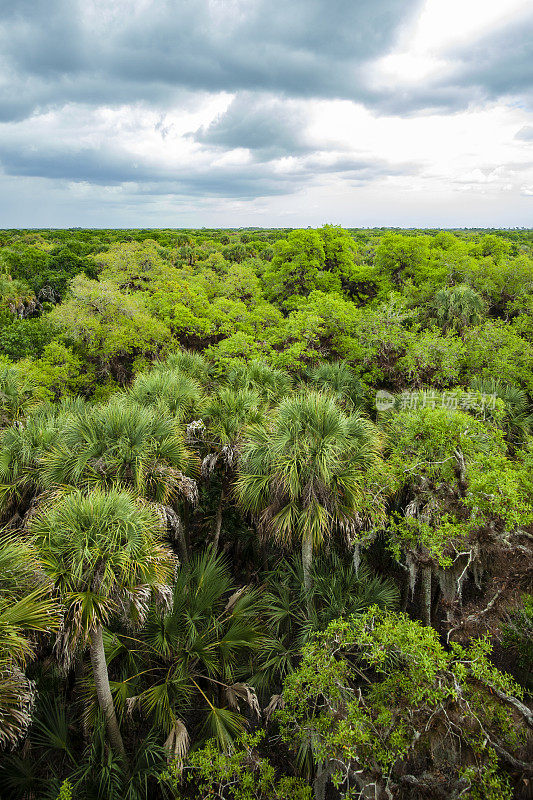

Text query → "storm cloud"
[0,0,531,224]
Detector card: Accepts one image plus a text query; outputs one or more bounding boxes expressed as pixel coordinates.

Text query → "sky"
[0,0,532,228]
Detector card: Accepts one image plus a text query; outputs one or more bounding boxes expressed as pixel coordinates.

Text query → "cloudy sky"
[0,0,532,228]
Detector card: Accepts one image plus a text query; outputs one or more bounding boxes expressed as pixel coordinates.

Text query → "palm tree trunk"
[176,523,189,565]
[420,565,432,626]
[73,655,91,744]
[90,624,129,767]
[212,490,224,552]
[302,536,313,616]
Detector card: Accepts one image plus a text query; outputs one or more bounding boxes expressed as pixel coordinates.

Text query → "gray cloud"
[454,21,533,103]
[0,1,530,124]
[0,143,161,185]
[0,0,424,122]
[0,132,418,200]
[0,0,530,221]
[193,94,311,157]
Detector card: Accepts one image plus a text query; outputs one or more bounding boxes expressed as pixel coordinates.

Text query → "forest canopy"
[0,226,531,800]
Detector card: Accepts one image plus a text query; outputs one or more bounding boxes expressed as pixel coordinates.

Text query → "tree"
[224,361,292,404]
[256,554,398,690]
[374,233,429,287]
[48,276,172,385]
[236,393,382,613]
[161,731,312,800]
[278,609,530,800]
[431,284,485,331]
[263,230,328,308]
[306,360,363,408]
[119,551,265,750]
[0,532,60,750]
[30,488,174,763]
[128,366,203,422]
[384,399,532,625]
[39,397,198,561]
[202,388,264,551]
[0,364,39,427]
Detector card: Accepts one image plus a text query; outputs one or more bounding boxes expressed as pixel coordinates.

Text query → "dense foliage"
[0,226,531,799]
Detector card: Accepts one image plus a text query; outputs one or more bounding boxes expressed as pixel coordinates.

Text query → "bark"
[182,504,191,558]
[70,653,85,693]
[313,765,331,800]
[302,535,313,617]
[162,504,189,565]
[212,490,224,552]
[90,625,129,767]
[420,565,432,626]
[176,525,189,564]
[484,684,533,729]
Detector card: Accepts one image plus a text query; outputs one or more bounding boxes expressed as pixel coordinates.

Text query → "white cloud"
[368,0,533,90]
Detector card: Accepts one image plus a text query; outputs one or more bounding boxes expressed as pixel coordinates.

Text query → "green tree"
[30,488,174,763]
[374,233,429,287]
[202,388,264,550]
[384,401,532,625]
[263,230,328,308]
[278,610,528,800]
[161,731,312,799]
[306,360,363,408]
[0,364,39,426]
[48,276,172,385]
[431,284,485,331]
[128,551,265,749]
[39,397,198,561]
[129,366,203,422]
[236,393,382,613]
[0,532,60,750]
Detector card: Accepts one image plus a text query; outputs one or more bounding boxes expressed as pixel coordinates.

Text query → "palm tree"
[201,388,264,550]
[0,532,60,750]
[224,361,292,404]
[256,553,398,690]
[29,488,174,764]
[107,551,264,750]
[470,376,533,448]
[156,349,212,388]
[306,361,363,409]
[128,367,203,422]
[235,392,382,614]
[0,365,39,427]
[0,400,83,523]
[431,284,484,331]
[38,397,198,561]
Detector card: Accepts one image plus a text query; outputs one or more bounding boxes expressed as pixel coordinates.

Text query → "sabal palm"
[236,392,382,611]
[0,400,81,520]
[128,367,204,422]
[0,365,39,427]
[470,376,533,448]
[156,349,212,388]
[202,388,264,549]
[109,551,264,750]
[30,488,174,763]
[0,532,60,749]
[224,361,292,404]
[432,284,484,331]
[257,553,398,688]
[306,360,363,409]
[39,398,197,504]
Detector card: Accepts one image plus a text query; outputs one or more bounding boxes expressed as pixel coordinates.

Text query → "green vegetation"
[0,226,531,799]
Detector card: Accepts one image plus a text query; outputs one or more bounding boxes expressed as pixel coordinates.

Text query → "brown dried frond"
[226,682,261,718]
[164,719,190,766]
